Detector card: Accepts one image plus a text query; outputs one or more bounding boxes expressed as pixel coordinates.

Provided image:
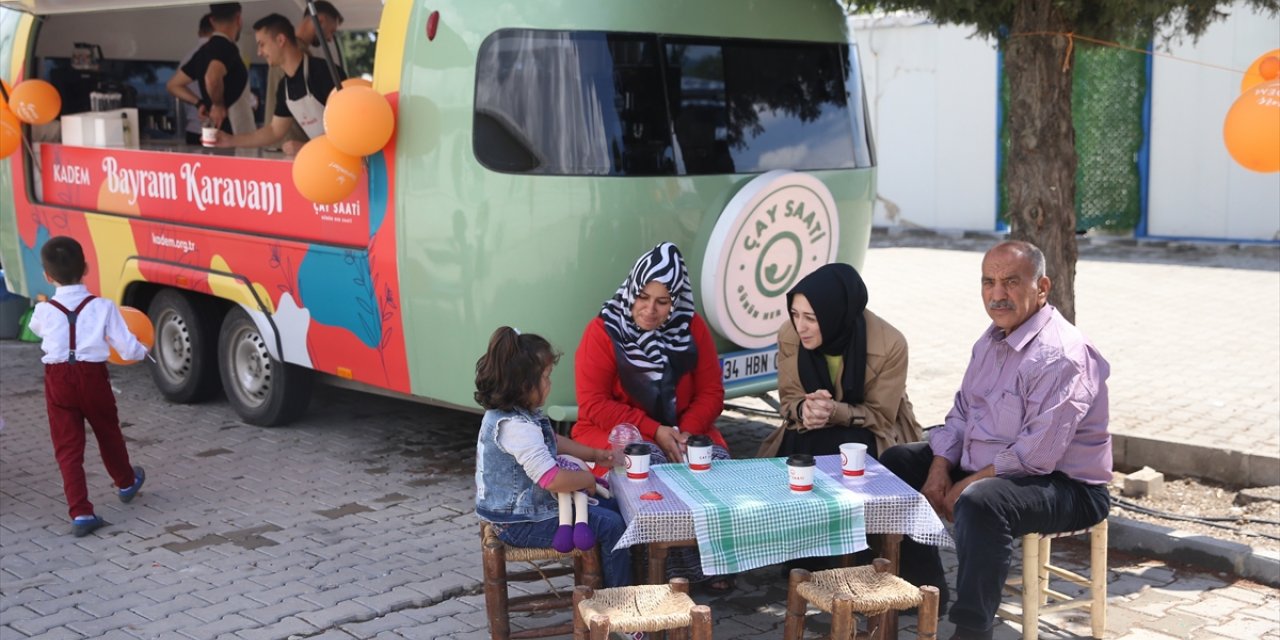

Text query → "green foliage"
[846,0,1277,43]
[338,30,377,79]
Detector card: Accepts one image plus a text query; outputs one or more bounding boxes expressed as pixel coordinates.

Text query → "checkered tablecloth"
[612,455,952,555]
[653,458,867,575]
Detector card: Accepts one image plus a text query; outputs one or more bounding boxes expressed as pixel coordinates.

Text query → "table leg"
[649,542,670,585]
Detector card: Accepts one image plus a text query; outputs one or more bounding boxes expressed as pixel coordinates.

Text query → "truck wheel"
[217,307,312,426]
[148,289,220,403]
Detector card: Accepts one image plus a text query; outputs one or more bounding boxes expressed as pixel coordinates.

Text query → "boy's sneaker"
[71,515,107,537]
[118,465,145,503]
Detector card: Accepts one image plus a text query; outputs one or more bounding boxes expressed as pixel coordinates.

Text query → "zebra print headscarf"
[600,243,698,425]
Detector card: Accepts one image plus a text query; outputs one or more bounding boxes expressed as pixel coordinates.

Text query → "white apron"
[285,56,327,140]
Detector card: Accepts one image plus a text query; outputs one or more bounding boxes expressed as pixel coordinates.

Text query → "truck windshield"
[473,29,872,176]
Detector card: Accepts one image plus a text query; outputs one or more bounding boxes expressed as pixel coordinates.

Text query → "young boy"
[27,236,148,537]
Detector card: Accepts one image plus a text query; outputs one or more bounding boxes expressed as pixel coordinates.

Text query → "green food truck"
[0,0,876,425]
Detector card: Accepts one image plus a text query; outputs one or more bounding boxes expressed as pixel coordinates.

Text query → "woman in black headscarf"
[758,263,923,459]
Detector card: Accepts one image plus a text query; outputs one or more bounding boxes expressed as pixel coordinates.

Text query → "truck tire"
[148,289,221,403]
[217,307,312,426]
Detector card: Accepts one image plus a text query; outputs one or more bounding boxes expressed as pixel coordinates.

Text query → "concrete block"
[1123,466,1165,497]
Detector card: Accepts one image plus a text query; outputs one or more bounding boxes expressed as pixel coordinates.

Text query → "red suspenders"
[46,296,97,364]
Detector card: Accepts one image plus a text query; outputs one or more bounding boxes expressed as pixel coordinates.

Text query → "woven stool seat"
[576,584,697,633]
[796,564,924,615]
[785,558,939,640]
[482,524,584,563]
[573,578,713,640]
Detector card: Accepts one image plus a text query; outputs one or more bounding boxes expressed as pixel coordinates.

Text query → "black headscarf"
[786,263,868,405]
[599,242,698,425]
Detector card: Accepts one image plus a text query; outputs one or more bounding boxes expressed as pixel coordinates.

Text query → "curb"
[1112,433,1280,489]
[1109,515,1280,588]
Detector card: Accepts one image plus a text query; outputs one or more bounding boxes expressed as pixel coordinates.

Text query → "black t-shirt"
[274,55,341,119]
[180,35,248,128]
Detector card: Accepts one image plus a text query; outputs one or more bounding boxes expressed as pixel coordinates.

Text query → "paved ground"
[1,243,1278,639]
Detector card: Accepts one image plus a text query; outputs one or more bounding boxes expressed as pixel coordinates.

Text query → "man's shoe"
[118,465,145,503]
[71,515,107,538]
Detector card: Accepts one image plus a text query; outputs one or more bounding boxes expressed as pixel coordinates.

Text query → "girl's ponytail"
[474,326,560,411]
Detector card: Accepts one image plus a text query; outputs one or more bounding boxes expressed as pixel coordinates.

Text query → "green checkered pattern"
[654,458,866,575]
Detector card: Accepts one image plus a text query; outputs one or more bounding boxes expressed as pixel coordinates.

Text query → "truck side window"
[473,29,871,176]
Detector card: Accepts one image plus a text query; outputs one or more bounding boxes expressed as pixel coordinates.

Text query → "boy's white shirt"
[28,284,148,364]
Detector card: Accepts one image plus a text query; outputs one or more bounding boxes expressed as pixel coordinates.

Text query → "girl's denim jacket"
[475,407,559,523]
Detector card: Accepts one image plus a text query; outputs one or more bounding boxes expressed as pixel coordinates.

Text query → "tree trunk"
[1003,0,1078,323]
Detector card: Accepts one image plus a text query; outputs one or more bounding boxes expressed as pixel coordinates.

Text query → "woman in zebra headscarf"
[571,242,733,590]
[571,242,728,469]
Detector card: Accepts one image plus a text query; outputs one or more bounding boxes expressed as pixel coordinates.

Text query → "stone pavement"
[1,243,1278,639]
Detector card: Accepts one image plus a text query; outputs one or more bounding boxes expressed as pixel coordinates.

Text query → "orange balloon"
[1241,49,1280,93]
[292,135,363,203]
[9,79,61,125]
[341,77,373,89]
[323,85,394,156]
[108,306,155,365]
[0,78,12,110]
[1223,80,1280,173]
[1263,57,1280,81]
[1,106,19,159]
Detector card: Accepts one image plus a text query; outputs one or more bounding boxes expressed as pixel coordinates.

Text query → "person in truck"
[165,2,254,137]
[213,13,342,155]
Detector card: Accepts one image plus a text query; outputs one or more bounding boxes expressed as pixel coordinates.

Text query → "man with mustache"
[879,241,1112,640]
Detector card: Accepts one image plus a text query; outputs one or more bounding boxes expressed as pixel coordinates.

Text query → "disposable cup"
[686,434,713,472]
[624,443,650,481]
[786,454,815,493]
[840,442,868,477]
[201,126,218,147]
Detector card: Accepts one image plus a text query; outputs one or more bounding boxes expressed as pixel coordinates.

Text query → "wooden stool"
[784,558,939,640]
[481,522,603,640]
[572,577,712,640]
[997,519,1108,640]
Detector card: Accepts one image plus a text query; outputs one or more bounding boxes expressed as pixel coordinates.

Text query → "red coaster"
[640,491,664,501]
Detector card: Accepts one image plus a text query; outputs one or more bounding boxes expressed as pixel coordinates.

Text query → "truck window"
[473,29,872,176]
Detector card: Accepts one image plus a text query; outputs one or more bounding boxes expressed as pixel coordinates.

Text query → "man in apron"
[265,1,345,150]
[213,14,341,155]
[166,3,254,137]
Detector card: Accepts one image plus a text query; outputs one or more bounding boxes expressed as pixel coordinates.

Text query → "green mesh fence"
[999,32,1150,232]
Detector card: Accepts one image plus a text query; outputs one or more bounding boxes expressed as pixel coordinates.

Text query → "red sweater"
[571,315,727,461]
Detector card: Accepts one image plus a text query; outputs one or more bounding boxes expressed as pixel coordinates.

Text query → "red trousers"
[45,362,137,519]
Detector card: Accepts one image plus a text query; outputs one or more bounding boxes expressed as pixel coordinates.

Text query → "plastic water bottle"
[607,423,642,468]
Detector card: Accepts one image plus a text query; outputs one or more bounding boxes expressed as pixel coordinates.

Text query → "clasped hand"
[802,389,835,428]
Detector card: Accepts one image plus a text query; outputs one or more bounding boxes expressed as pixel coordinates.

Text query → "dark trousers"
[880,442,1110,632]
[45,362,137,519]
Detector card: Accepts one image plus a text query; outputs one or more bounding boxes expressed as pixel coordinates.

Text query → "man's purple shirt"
[928,304,1112,485]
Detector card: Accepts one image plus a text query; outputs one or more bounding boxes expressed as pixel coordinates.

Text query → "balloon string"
[1010,31,1247,75]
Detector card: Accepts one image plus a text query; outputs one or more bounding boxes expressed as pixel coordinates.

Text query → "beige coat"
[758,309,923,458]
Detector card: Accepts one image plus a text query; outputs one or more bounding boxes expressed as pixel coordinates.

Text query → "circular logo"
[701,171,840,349]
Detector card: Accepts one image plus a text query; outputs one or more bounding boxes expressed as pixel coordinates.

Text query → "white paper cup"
[624,443,650,481]
[201,126,218,147]
[840,442,868,477]
[686,434,713,472]
[786,454,815,493]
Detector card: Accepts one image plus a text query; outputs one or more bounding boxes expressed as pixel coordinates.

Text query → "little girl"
[473,326,632,588]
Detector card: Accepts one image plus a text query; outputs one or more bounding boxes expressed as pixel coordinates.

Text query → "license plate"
[718,347,779,384]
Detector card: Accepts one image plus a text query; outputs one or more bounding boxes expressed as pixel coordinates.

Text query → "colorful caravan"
[0,0,877,425]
